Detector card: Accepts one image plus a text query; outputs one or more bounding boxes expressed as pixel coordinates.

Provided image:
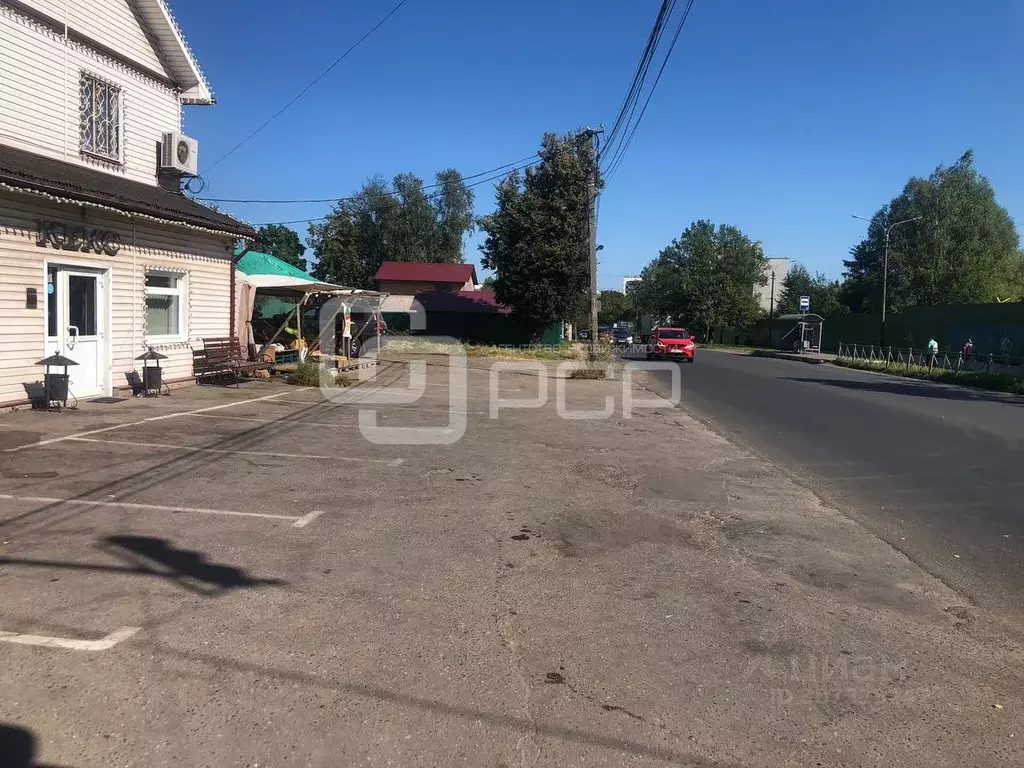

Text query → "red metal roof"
[375,261,477,284]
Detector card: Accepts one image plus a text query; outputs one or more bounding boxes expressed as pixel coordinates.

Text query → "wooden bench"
[193,337,271,386]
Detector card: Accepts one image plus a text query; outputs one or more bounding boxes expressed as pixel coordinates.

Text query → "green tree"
[597,290,631,325]
[633,220,767,341]
[480,274,498,290]
[479,131,597,338]
[257,224,307,270]
[843,150,1021,312]
[777,264,848,316]
[434,169,476,263]
[307,170,475,289]
[308,213,367,287]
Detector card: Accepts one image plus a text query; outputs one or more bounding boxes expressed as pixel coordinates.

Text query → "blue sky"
[175,0,1024,289]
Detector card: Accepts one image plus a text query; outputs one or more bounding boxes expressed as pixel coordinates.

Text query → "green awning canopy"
[235,249,380,297]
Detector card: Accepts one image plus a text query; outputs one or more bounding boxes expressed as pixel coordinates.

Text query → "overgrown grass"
[568,364,610,380]
[287,361,352,387]
[382,339,595,361]
[703,343,775,354]
[834,357,1024,396]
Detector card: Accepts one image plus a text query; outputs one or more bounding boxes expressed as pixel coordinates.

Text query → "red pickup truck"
[647,327,695,362]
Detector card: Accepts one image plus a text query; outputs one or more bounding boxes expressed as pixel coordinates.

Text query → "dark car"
[611,327,634,345]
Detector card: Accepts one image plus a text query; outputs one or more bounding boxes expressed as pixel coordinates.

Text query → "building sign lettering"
[36,220,121,256]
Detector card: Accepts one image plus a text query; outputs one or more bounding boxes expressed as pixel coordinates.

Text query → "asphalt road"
[644,349,1024,624]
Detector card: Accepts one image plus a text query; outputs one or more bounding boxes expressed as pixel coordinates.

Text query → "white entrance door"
[46,266,107,398]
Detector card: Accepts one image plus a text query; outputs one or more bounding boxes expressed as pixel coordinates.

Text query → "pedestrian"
[342,310,354,359]
[927,337,939,369]
[962,338,974,360]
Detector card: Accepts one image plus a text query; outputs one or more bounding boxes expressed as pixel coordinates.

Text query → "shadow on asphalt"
[0,724,70,768]
[101,535,285,595]
[0,537,285,597]
[148,644,735,767]
[783,375,1024,405]
[0,362,405,536]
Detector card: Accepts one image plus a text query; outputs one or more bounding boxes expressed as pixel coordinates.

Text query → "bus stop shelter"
[777,313,825,353]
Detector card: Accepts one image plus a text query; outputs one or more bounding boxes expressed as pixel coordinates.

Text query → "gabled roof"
[375,261,477,284]
[133,0,215,104]
[0,144,254,237]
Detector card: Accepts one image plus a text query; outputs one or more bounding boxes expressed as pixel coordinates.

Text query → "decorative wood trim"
[2,0,178,90]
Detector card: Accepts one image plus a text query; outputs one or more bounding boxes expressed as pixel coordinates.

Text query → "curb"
[749,350,831,365]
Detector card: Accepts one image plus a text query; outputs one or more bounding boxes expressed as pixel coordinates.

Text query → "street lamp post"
[768,269,776,350]
[851,214,923,347]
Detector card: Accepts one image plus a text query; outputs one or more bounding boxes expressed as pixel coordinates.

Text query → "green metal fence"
[836,342,1024,376]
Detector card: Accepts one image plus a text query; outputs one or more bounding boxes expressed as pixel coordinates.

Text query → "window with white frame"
[80,73,121,162]
[145,271,187,341]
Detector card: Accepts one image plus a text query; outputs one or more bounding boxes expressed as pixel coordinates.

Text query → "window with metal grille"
[80,73,121,162]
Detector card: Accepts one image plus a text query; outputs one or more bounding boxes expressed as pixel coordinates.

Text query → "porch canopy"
[237,250,346,296]
[234,250,383,356]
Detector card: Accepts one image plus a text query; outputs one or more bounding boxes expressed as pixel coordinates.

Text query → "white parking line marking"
[0,493,305,523]
[0,625,140,651]
[275,399,485,415]
[186,413,454,436]
[63,438,405,465]
[186,413,364,428]
[3,388,313,453]
[293,510,324,528]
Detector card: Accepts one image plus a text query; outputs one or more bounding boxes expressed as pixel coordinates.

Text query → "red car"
[647,327,695,362]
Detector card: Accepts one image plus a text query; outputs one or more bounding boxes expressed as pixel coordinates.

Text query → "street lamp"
[851,213,923,346]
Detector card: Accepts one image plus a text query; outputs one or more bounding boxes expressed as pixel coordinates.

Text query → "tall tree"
[632,220,767,341]
[598,290,631,325]
[257,224,307,270]
[777,264,848,316]
[842,150,1021,311]
[479,131,597,338]
[307,170,475,289]
[308,213,366,287]
[434,169,476,263]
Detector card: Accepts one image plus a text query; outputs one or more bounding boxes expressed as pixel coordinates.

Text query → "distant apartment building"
[755,258,790,312]
[623,276,642,294]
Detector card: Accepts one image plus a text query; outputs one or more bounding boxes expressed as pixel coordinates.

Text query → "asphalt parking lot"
[1,356,1022,767]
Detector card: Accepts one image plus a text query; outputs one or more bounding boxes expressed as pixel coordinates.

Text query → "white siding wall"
[0,191,234,407]
[0,4,181,185]
[17,0,171,77]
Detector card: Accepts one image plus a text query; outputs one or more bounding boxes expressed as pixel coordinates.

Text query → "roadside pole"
[768,269,776,350]
[587,129,600,359]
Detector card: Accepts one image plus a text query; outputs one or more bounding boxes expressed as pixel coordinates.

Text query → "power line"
[256,159,538,227]
[603,0,695,181]
[601,0,674,164]
[203,0,413,174]
[197,155,537,204]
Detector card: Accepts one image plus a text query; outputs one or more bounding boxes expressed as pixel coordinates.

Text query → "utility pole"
[852,214,922,348]
[768,269,776,350]
[586,128,602,358]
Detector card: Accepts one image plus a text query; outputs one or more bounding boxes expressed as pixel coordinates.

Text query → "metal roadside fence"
[836,342,1024,376]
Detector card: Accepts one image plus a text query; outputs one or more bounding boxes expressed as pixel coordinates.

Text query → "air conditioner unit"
[160,132,199,176]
